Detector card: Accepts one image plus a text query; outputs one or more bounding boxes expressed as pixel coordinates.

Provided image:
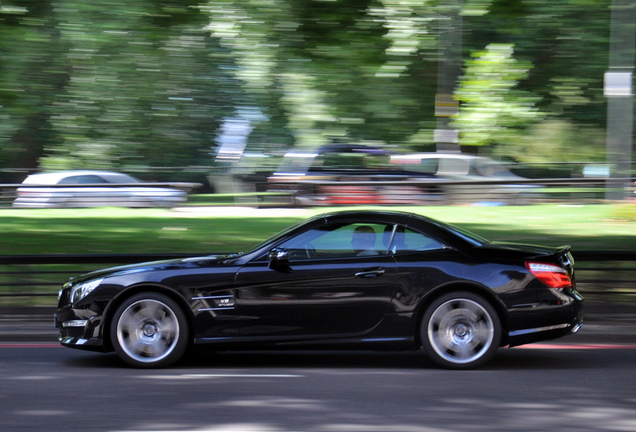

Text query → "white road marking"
[137,373,304,380]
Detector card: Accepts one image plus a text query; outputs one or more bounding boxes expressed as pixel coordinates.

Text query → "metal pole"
[435,1,462,153]
[605,0,635,200]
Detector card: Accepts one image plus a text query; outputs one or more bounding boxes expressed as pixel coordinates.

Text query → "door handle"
[355,267,385,278]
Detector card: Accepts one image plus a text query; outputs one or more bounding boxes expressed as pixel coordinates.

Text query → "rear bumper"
[506,288,584,347]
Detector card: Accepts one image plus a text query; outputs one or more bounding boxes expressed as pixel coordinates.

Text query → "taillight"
[526,262,573,289]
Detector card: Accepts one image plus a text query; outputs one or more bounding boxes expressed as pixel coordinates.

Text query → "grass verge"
[0,203,634,255]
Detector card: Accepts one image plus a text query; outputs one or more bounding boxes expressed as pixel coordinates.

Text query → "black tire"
[110,292,189,368]
[421,291,501,370]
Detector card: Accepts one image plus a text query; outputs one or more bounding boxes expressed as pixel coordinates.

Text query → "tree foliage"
[452,43,543,150]
[0,0,620,175]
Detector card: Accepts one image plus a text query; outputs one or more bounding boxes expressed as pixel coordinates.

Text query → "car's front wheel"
[110,292,189,368]
[421,291,501,369]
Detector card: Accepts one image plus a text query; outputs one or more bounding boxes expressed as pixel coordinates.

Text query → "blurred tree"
[0,0,621,172]
[41,1,233,170]
[0,1,241,174]
[202,0,442,152]
[462,0,611,160]
[0,2,67,173]
[511,119,606,163]
[476,0,610,129]
[202,0,613,159]
[452,43,543,153]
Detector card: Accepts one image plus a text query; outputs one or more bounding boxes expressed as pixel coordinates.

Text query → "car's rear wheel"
[110,292,188,368]
[421,291,501,369]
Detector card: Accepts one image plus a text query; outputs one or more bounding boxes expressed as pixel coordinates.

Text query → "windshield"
[246,217,318,253]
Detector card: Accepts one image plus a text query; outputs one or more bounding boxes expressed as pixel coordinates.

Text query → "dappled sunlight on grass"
[0,204,633,255]
[0,208,301,254]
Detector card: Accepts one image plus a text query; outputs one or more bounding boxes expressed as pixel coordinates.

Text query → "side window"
[385,225,444,253]
[60,175,107,184]
[418,159,438,175]
[276,222,391,259]
[77,175,107,184]
[310,152,389,172]
[439,158,469,175]
[58,176,81,185]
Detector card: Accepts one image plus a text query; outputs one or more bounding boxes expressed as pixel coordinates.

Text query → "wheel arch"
[414,282,510,348]
[101,283,195,351]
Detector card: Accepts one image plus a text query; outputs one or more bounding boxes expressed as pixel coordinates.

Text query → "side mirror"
[268,247,290,267]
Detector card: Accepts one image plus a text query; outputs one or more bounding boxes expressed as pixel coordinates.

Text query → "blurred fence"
[0,251,634,307]
[1,181,202,208]
[260,177,635,207]
[0,253,200,306]
[0,166,634,207]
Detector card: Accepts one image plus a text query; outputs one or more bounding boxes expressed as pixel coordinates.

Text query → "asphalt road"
[1,304,636,432]
[2,339,636,432]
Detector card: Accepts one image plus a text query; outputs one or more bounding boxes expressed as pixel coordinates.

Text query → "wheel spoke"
[118,313,139,335]
[132,303,147,319]
[138,302,160,321]
[452,340,476,359]
[128,335,146,355]
[141,339,163,358]
[432,329,454,351]
[472,320,492,344]
[431,303,453,327]
[160,320,177,339]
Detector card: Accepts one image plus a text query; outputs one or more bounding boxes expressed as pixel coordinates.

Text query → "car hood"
[68,254,238,285]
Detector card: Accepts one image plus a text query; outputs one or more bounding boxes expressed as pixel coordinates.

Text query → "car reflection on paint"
[55,210,583,369]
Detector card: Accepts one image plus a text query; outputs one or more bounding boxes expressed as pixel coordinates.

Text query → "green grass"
[416,204,636,252]
[0,203,634,255]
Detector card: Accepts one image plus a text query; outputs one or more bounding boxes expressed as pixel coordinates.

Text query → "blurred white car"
[13,171,188,208]
[390,153,539,204]
[390,153,523,180]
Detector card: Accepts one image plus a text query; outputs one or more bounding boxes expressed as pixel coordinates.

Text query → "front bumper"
[54,307,109,352]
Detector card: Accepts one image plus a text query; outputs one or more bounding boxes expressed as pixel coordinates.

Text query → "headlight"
[70,278,104,303]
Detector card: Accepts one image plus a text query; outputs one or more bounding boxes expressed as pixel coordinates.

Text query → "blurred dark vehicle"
[267,144,442,206]
[390,153,541,205]
[13,171,189,208]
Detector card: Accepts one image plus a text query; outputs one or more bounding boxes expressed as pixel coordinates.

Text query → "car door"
[60,174,116,206]
[233,222,399,338]
[383,226,457,308]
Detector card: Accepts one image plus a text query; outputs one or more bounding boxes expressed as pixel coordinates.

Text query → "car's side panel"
[233,254,398,338]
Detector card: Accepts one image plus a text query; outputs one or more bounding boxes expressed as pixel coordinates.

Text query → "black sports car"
[55,210,583,369]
